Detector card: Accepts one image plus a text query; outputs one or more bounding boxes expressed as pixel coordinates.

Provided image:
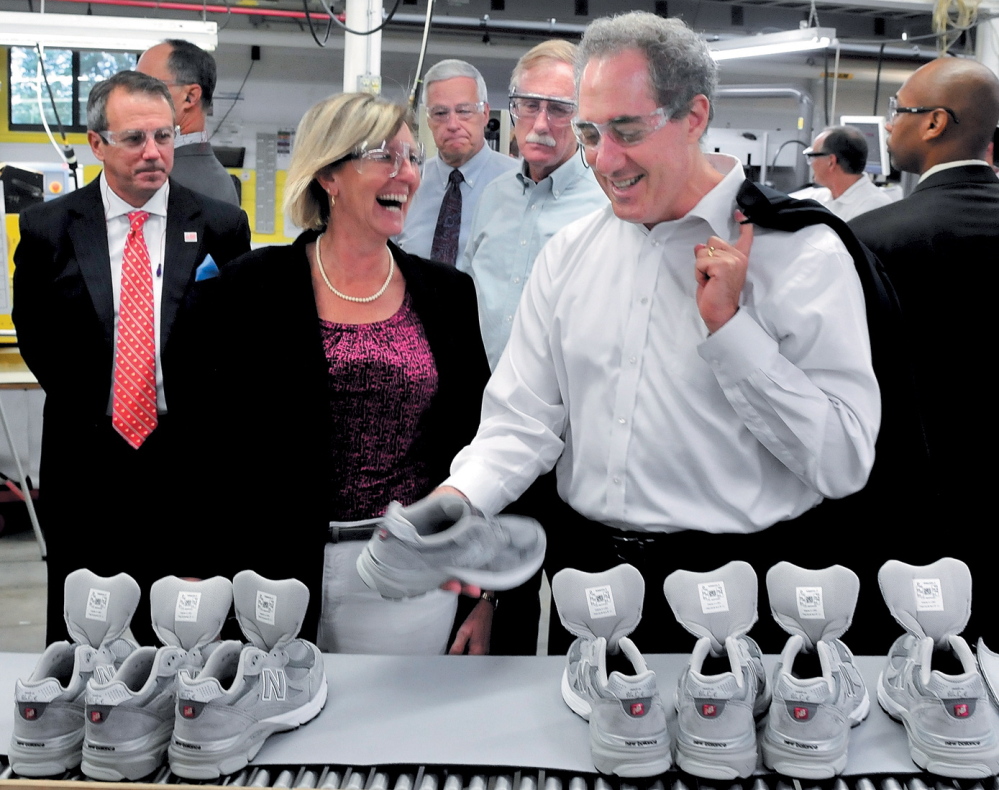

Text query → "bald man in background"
[851,57,999,640]
[137,39,241,206]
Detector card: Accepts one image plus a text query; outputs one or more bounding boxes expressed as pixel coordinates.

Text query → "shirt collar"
[100,172,170,220]
[175,130,209,147]
[515,148,589,198]
[447,143,499,188]
[683,152,745,237]
[836,175,871,200]
[919,159,992,183]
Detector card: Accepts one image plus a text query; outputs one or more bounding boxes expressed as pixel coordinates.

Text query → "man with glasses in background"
[801,125,893,220]
[460,40,607,370]
[438,12,880,651]
[395,59,516,264]
[12,71,250,643]
[850,58,999,638]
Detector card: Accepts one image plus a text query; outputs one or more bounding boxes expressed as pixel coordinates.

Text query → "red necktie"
[112,210,158,449]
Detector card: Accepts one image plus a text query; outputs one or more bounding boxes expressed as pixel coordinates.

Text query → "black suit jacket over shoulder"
[209,231,490,605]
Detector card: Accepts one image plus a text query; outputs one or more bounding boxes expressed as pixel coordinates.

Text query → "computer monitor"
[839,116,891,176]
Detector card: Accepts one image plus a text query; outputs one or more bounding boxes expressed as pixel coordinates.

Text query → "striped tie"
[112,210,158,449]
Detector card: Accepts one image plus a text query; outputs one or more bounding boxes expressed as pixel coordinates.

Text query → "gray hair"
[577,12,718,121]
[164,38,217,111]
[510,39,577,95]
[423,59,488,104]
[820,125,868,175]
[87,70,175,132]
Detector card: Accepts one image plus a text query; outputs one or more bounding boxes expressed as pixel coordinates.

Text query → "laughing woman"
[211,93,490,653]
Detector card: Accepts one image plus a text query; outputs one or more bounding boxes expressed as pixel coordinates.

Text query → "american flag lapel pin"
[184,231,198,243]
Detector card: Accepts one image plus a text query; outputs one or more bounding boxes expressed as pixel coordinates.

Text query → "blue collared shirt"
[395,144,518,261]
[459,152,608,368]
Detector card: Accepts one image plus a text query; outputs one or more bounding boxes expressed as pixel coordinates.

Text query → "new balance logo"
[261,668,287,701]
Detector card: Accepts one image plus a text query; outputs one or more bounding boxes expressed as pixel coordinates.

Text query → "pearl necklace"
[315,232,395,303]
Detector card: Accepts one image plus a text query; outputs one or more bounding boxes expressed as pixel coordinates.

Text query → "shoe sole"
[168,674,328,780]
[82,722,173,782]
[590,723,672,778]
[674,734,759,779]
[761,688,869,779]
[877,672,999,778]
[9,729,85,777]
[356,517,546,599]
[560,667,592,720]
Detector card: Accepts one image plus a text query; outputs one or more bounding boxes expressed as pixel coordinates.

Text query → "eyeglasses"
[571,106,674,149]
[888,96,960,125]
[340,140,426,178]
[509,94,577,127]
[804,151,832,159]
[97,126,179,149]
[426,102,486,124]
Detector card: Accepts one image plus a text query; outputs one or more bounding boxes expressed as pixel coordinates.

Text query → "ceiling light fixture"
[0,11,218,51]
[709,27,836,61]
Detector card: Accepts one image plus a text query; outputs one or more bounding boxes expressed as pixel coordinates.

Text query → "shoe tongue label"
[256,591,278,625]
[914,578,945,611]
[698,581,730,614]
[86,588,111,622]
[176,592,202,623]
[796,586,825,619]
[585,585,617,619]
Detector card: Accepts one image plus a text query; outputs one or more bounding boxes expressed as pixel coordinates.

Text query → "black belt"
[327,517,381,543]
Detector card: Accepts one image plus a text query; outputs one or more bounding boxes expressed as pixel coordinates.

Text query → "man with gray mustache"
[460,40,607,370]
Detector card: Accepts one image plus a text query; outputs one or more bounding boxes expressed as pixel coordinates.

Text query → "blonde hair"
[510,40,577,94]
[284,93,410,231]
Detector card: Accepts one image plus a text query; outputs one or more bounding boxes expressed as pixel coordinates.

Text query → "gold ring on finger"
[707,246,716,257]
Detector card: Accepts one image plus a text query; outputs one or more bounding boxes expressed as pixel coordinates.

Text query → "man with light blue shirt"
[395,59,517,263]
[460,40,608,369]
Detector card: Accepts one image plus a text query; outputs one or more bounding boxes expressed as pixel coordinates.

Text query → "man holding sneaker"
[439,11,880,653]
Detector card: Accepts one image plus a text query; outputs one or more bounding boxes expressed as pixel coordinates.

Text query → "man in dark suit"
[13,70,250,643]
[850,58,999,639]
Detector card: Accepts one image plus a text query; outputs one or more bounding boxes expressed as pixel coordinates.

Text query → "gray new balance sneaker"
[552,565,670,777]
[877,558,999,778]
[663,561,770,780]
[168,571,327,781]
[356,494,546,599]
[762,563,869,779]
[9,570,139,777]
[80,576,233,781]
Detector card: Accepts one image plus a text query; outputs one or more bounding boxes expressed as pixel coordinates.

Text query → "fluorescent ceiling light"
[709,27,836,61]
[0,11,218,51]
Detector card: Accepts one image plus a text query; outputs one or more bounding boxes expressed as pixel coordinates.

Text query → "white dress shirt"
[394,144,518,261]
[445,154,880,534]
[102,173,169,412]
[824,175,894,222]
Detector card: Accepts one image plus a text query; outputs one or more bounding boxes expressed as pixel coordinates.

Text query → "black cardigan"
[208,230,490,638]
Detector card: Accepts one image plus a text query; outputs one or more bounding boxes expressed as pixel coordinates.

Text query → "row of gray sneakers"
[9,568,327,782]
[552,557,999,781]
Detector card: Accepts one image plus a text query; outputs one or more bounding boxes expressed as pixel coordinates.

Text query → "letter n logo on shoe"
[261,668,287,701]
[701,703,717,717]
[630,702,646,716]
[794,707,810,720]
[954,703,971,718]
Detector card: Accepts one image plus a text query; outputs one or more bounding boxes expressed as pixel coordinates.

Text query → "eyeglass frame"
[571,105,676,149]
[888,95,960,125]
[334,139,426,179]
[508,93,578,127]
[425,102,487,125]
[804,150,833,159]
[96,126,180,149]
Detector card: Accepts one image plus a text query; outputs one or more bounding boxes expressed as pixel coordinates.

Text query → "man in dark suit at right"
[13,71,250,643]
[851,58,999,635]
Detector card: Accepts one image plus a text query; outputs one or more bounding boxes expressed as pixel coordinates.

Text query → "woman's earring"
[328,191,336,208]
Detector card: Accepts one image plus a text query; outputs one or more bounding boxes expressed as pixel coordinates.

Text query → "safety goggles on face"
[344,140,426,178]
[508,94,577,127]
[426,102,486,124]
[887,95,960,124]
[571,105,675,149]
[97,126,179,149]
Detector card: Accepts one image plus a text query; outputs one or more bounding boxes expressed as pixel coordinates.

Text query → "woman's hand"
[448,597,494,655]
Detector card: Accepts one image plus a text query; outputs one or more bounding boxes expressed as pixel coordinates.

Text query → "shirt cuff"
[697,308,779,386]
[441,460,511,516]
